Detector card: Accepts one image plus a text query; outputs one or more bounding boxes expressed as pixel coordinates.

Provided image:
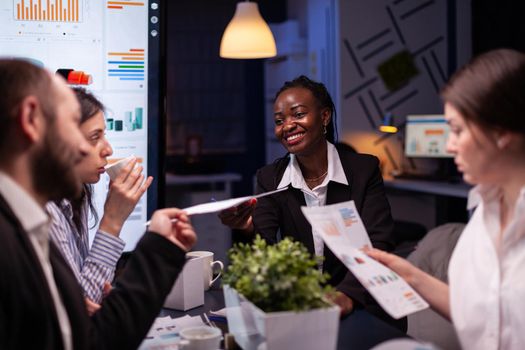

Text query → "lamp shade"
[379,113,398,133]
[220,2,277,59]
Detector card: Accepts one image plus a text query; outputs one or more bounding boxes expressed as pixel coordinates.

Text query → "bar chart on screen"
[2,0,158,252]
[2,0,100,38]
[101,92,147,136]
[13,0,83,22]
[107,48,145,86]
[105,1,147,90]
[106,1,145,11]
[105,107,145,134]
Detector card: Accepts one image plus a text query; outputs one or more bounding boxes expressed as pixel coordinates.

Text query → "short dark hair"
[441,49,525,135]
[0,59,56,153]
[275,75,338,143]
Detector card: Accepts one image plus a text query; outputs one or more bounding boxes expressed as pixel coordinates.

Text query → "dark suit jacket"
[0,193,186,350]
[254,145,404,328]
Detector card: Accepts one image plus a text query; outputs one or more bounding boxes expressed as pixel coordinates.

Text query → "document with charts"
[301,201,429,319]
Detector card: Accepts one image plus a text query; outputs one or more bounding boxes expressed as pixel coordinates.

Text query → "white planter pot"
[223,285,340,350]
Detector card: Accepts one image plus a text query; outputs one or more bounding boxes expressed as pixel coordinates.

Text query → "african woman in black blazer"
[254,143,400,326]
[221,76,403,328]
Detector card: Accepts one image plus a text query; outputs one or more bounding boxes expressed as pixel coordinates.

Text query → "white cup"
[105,155,137,181]
[186,251,224,291]
[179,326,221,350]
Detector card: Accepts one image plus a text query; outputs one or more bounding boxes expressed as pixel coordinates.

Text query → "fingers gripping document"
[301,201,429,319]
[145,187,288,226]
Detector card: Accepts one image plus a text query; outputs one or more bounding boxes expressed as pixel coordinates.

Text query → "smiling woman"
[219,75,403,329]
[273,85,331,179]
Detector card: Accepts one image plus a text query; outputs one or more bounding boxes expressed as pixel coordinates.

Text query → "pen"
[208,315,226,323]
[203,313,218,328]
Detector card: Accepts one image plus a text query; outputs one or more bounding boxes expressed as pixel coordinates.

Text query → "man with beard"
[0,59,197,349]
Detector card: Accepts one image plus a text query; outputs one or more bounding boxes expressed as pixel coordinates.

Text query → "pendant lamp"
[220,1,277,59]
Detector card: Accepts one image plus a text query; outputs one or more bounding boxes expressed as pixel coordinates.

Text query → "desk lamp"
[379,113,398,134]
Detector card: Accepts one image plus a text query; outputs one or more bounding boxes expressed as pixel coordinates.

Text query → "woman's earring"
[323,124,327,135]
[497,135,510,149]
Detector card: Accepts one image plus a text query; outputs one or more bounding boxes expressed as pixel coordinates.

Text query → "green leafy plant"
[223,235,334,312]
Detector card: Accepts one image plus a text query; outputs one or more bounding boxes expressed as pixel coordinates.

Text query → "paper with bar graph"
[301,201,429,319]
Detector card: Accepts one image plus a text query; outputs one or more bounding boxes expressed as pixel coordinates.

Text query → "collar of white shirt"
[468,183,525,243]
[277,141,349,190]
[467,184,525,209]
[0,172,73,350]
[0,171,49,233]
[467,184,502,210]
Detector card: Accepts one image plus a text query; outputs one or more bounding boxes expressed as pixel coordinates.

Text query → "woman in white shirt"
[368,49,525,349]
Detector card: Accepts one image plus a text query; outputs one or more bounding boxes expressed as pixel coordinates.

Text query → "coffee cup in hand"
[186,251,224,291]
[105,155,138,181]
[179,326,221,350]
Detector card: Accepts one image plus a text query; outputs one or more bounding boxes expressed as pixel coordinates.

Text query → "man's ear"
[18,96,45,143]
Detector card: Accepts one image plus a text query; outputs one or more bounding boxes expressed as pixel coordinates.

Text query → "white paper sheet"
[302,201,373,250]
[183,186,287,215]
[145,187,288,226]
[301,200,429,319]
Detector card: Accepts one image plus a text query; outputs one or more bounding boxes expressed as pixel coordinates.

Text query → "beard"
[32,124,82,202]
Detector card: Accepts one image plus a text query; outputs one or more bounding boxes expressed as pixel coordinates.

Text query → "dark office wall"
[165,0,286,197]
[472,0,525,54]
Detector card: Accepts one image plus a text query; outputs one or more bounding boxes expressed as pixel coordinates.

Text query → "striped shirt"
[46,199,125,303]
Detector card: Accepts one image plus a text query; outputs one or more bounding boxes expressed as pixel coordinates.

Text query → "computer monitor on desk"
[405,115,453,158]
[399,115,458,181]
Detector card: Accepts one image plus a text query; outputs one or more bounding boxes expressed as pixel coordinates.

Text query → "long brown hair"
[70,88,106,233]
[441,49,525,136]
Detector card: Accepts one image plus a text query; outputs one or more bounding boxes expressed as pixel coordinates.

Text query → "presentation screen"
[404,115,453,158]
[0,0,163,250]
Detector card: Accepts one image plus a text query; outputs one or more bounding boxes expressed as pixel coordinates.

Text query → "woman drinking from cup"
[46,88,153,313]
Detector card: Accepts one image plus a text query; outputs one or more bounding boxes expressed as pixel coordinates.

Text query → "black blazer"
[0,193,186,350]
[254,145,403,327]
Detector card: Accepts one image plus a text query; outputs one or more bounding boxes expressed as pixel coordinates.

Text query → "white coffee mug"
[179,326,221,350]
[186,251,224,291]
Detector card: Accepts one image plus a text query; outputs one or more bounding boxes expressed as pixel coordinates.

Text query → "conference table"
[160,287,408,350]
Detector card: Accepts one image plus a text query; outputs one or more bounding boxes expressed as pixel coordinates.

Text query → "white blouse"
[449,185,525,350]
[278,141,348,268]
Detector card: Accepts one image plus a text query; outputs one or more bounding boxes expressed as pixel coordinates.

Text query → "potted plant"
[223,235,340,350]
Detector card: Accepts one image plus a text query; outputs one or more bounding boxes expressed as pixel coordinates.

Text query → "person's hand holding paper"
[145,187,287,227]
[214,187,288,232]
[301,200,429,319]
[218,198,257,231]
[365,248,419,285]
